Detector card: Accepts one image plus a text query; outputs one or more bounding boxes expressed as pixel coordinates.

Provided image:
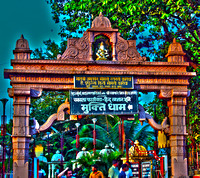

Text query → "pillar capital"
[172,89,188,98]
[8,88,30,98]
[159,88,189,100]
[8,87,43,98]
[159,89,172,99]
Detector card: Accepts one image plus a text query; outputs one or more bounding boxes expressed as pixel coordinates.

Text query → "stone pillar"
[111,32,117,61]
[88,31,94,61]
[167,91,188,178]
[8,35,33,177]
[9,88,31,178]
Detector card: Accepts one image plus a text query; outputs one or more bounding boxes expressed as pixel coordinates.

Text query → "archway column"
[167,91,188,178]
[9,88,31,178]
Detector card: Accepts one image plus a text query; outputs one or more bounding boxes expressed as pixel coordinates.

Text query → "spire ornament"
[91,12,111,28]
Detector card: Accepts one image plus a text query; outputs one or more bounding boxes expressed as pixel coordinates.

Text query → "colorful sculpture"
[96,42,109,60]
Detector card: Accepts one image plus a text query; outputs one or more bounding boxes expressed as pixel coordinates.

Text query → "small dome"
[15,34,30,50]
[99,145,114,155]
[76,147,91,159]
[51,150,65,162]
[165,38,185,57]
[91,12,111,28]
[129,140,148,157]
[38,153,48,163]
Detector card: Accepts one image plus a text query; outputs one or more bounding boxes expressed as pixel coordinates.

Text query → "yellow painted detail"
[35,144,43,157]
[158,131,169,148]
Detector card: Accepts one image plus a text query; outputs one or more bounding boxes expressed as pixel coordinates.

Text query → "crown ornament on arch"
[59,13,146,62]
[91,12,112,29]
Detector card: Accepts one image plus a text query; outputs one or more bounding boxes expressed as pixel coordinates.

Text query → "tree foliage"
[71,115,155,152]
[143,95,167,123]
[28,0,200,169]
[46,0,200,63]
[29,91,76,161]
[74,151,122,177]
[0,119,13,173]
[32,39,67,59]
[30,91,69,125]
[43,1,200,143]
[187,67,200,145]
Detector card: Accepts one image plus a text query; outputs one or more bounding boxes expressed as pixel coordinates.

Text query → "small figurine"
[96,42,109,60]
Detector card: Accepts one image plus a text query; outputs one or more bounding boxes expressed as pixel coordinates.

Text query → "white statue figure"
[96,42,109,60]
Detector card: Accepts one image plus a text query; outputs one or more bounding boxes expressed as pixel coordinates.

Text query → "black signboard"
[141,161,151,178]
[70,90,138,115]
[131,162,140,178]
[74,75,134,89]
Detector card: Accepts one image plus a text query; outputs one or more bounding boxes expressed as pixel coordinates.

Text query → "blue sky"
[0,0,60,122]
[0,1,155,124]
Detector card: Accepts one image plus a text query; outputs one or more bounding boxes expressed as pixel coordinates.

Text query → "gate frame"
[4,14,196,178]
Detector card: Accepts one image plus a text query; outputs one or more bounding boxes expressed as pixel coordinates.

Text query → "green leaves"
[48,0,200,63]
[32,40,67,59]
[37,0,200,161]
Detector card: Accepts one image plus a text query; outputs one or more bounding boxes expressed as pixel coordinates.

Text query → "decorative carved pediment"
[59,13,146,62]
[116,35,145,62]
[60,32,89,61]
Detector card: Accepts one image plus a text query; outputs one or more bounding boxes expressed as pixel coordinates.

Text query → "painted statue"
[96,42,109,60]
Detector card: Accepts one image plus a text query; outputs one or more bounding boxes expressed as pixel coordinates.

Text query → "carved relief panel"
[61,32,89,60]
[59,13,146,62]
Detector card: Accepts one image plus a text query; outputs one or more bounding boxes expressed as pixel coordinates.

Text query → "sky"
[0,0,60,122]
[0,1,155,124]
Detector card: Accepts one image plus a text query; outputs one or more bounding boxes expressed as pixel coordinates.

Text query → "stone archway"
[4,13,196,178]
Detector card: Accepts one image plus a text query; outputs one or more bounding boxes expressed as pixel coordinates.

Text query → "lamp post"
[0,98,8,178]
[60,133,64,170]
[6,146,11,178]
[46,132,50,161]
[92,118,97,154]
[33,135,36,157]
[75,123,80,156]
[118,120,122,152]
[31,135,36,178]
[153,104,158,154]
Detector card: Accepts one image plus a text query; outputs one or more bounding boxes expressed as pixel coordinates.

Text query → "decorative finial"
[165,38,186,61]
[20,34,24,39]
[13,34,32,59]
[91,13,111,28]
[134,140,139,145]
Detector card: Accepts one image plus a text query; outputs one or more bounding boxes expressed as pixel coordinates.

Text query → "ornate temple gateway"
[4,13,196,178]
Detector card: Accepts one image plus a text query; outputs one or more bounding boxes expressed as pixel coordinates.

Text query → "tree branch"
[170,14,200,43]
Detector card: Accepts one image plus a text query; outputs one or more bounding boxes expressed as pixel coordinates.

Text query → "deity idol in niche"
[96,42,109,60]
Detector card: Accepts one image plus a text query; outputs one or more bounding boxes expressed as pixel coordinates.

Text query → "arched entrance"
[4,13,195,178]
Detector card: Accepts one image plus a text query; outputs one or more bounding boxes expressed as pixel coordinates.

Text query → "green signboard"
[70,90,138,115]
[74,75,134,89]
